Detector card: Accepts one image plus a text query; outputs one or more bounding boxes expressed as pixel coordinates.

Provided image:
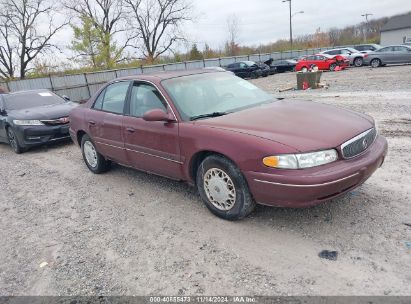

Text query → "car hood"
[195,100,374,152]
[8,102,78,120]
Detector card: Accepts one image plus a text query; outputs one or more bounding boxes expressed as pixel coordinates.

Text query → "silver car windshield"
[162,72,274,121]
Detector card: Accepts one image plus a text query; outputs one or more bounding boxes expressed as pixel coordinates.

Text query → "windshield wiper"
[190,111,230,121]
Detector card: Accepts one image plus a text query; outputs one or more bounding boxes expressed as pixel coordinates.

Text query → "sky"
[184,0,411,50]
[48,0,410,64]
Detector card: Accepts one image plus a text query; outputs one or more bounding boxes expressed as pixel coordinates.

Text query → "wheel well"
[189,151,231,184]
[76,130,86,146]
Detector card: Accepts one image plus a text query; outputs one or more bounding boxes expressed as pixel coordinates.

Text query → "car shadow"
[108,162,378,234]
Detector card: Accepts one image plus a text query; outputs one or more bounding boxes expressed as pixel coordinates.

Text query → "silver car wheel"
[371,59,380,68]
[203,168,236,211]
[83,140,98,168]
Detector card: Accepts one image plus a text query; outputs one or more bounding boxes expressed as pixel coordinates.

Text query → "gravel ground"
[0,65,410,296]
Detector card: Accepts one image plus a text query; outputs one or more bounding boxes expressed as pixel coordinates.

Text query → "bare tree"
[225,14,240,56]
[125,0,192,64]
[65,0,135,68]
[0,0,67,79]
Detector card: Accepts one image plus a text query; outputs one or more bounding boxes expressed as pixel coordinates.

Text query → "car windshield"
[162,72,274,121]
[3,91,64,110]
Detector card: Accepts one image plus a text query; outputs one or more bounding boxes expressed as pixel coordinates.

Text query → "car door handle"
[126,127,135,133]
[88,120,96,125]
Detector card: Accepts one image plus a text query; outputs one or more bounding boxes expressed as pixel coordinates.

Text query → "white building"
[380,13,411,46]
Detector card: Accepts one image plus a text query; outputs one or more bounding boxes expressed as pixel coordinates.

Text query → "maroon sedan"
[69,70,387,220]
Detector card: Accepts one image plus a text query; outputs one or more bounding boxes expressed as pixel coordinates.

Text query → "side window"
[129,83,167,117]
[239,62,247,68]
[393,46,407,52]
[100,81,130,114]
[93,90,105,110]
[379,47,392,52]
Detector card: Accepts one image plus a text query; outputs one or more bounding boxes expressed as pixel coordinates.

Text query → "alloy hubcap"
[8,129,17,150]
[371,60,379,67]
[203,168,236,211]
[83,141,98,168]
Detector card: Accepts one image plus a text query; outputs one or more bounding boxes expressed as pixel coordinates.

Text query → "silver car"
[364,45,411,68]
[321,47,366,67]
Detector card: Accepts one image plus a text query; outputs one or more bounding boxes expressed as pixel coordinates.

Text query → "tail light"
[364,54,369,58]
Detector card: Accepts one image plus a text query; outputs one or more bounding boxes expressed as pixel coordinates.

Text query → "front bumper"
[245,135,388,208]
[14,124,71,148]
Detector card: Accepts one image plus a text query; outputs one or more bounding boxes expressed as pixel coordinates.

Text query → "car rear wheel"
[370,58,381,68]
[250,71,258,79]
[81,134,111,174]
[329,63,337,71]
[353,57,363,67]
[7,127,24,154]
[196,155,255,220]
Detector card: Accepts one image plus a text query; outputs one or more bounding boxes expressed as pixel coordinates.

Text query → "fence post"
[49,74,54,92]
[203,59,205,68]
[162,65,165,71]
[184,61,187,70]
[5,81,11,92]
[84,73,91,99]
[218,58,221,67]
[114,70,118,78]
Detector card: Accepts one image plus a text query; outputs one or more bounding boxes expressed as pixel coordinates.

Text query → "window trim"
[91,80,132,115]
[124,80,178,121]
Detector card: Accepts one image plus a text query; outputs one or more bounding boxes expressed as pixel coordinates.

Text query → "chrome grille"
[41,117,70,126]
[341,128,377,159]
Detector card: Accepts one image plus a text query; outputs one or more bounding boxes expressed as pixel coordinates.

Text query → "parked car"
[295,54,349,72]
[69,70,388,220]
[225,61,262,78]
[0,90,78,153]
[364,45,411,67]
[321,47,366,67]
[256,62,271,77]
[353,44,381,54]
[267,59,297,73]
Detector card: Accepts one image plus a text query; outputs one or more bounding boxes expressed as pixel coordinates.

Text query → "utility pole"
[361,13,373,43]
[283,0,292,49]
[282,0,304,50]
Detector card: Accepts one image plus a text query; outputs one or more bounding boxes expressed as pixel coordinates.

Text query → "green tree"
[189,44,203,60]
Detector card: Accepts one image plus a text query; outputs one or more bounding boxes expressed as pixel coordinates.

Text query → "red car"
[69,70,387,220]
[295,54,350,72]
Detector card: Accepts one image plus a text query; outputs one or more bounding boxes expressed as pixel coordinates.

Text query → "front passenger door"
[123,82,182,179]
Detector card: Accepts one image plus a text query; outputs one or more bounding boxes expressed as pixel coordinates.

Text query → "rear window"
[3,91,64,110]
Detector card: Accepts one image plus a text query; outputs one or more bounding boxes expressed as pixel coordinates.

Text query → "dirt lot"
[0,65,410,296]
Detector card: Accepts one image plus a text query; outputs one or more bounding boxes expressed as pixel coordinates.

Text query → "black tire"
[329,63,337,71]
[7,127,24,154]
[81,134,111,174]
[353,57,363,67]
[250,71,258,79]
[370,58,381,68]
[196,155,255,220]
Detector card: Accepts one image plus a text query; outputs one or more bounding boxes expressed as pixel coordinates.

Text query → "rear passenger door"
[87,81,131,164]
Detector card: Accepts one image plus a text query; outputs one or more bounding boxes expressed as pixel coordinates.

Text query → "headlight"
[263,149,338,169]
[13,120,44,126]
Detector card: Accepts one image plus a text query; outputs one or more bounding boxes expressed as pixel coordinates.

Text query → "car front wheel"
[370,58,381,68]
[81,134,111,174]
[196,155,255,220]
[329,63,337,71]
[7,127,24,154]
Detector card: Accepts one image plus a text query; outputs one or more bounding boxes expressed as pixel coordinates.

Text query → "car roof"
[116,69,226,82]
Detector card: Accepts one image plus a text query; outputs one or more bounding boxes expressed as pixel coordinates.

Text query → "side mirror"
[143,109,175,122]
[62,95,70,101]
